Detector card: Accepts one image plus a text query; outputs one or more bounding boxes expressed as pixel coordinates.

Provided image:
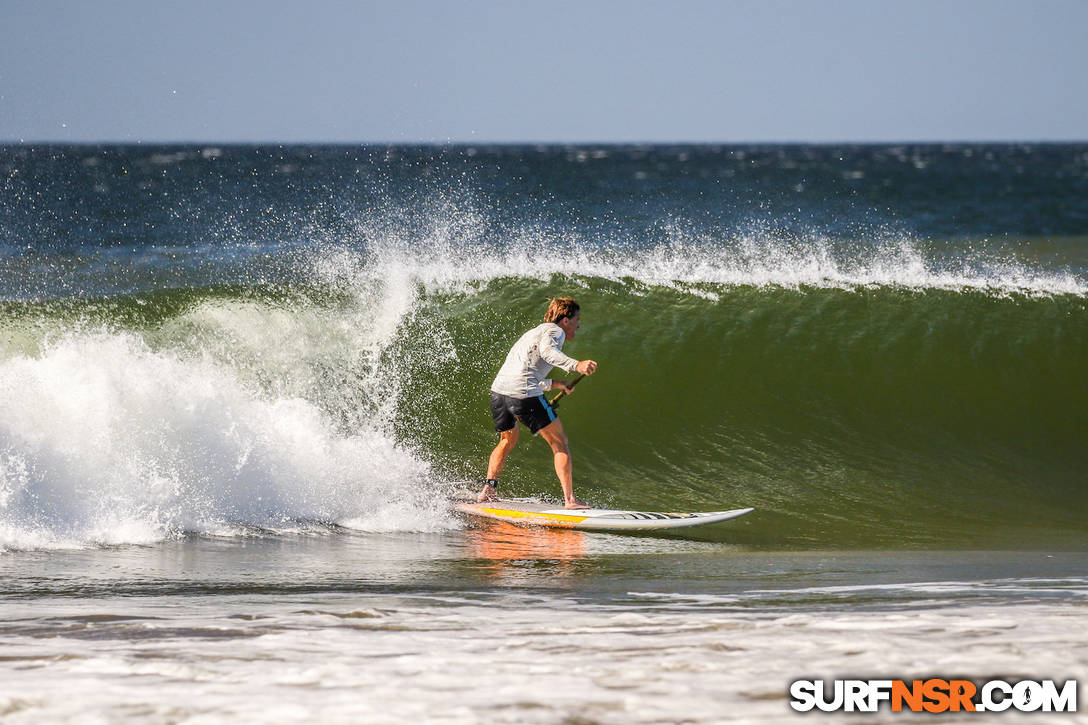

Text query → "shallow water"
[2,524,1086,722]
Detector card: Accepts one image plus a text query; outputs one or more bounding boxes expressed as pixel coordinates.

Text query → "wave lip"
[314,212,1088,300]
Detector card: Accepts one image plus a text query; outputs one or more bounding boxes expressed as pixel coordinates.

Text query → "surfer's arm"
[538,326,579,373]
[545,379,577,394]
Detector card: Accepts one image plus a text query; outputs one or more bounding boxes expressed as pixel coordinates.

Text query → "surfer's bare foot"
[477,483,498,503]
[564,498,589,509]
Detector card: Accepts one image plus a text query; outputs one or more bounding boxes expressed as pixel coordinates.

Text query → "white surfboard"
[454,499,753,532]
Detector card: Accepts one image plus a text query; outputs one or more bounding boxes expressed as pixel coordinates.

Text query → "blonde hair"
[544,297,580,324]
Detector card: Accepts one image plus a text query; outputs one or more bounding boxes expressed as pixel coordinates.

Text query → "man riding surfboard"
[478,297,598,509]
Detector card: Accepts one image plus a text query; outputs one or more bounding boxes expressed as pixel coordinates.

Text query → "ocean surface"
[1,143,1086,722]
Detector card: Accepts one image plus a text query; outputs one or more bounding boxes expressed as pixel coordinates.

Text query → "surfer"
[478,297,598,509]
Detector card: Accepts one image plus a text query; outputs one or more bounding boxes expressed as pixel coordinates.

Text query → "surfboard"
[454,499,753,532]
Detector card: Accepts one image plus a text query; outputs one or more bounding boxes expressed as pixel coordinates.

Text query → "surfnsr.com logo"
[789,679,1078,713]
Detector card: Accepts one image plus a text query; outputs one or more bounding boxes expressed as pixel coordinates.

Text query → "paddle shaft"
[548,373,585,408]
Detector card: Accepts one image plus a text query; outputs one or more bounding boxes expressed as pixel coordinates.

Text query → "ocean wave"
[1,221,1085,550]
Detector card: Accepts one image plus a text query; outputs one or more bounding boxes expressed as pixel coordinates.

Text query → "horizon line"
[3,137,1087,147]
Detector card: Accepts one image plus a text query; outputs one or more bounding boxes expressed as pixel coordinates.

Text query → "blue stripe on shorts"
[538,394,556,423]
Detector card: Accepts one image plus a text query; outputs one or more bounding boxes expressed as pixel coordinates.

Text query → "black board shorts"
[490,391,558,434]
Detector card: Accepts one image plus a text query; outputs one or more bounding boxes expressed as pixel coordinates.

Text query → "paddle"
[548,373,585,409]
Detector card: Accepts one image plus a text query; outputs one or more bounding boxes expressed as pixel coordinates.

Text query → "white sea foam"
[0,331,451,552]
[1,594,1085,724]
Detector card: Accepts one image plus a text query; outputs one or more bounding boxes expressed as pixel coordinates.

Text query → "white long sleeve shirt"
[490,322,579,399]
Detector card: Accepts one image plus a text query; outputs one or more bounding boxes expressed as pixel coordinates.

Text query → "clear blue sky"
[2,0,1085,143]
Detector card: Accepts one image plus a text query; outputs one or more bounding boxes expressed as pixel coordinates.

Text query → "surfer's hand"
[554,380,575,394]
[576,359,598,375]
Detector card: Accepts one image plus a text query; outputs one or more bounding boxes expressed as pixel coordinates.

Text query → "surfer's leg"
[538,419,588,509]
[487,427,519,478]
[479,427,518,501]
